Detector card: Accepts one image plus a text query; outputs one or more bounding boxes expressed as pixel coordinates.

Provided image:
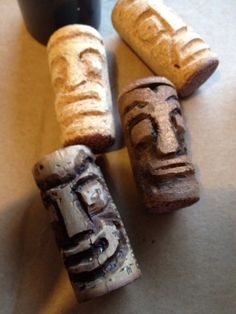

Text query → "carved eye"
[166,95,179,102]
[51,57,67,91]
[171,107,182,116]
[137,102,148,109]
[171,107,185,133]
[137,16,165,42]
[77,180,108,216]
[80,49,104,79]
[130,118,156,149]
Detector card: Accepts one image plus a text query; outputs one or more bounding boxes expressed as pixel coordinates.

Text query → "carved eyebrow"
[123,93,178,115]
[50,55,67,67]
[135,83,175,94]
[74,174,99,189]
[36,156,93,191]
[123,101,149,115]
[79,48,104,62]
[127,113,150,130]
[121,82,175,101]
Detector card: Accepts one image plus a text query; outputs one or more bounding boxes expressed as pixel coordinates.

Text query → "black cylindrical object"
[17,0,101,45]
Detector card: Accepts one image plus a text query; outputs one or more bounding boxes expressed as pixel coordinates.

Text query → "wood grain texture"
[33,145,141,303]
[47,25,115,153]
[112,0,219,97]
[118,77,200,213]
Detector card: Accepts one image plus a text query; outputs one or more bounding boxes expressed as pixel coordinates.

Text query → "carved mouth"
[155,163,194,177]
[149,157,194,178]
[56,82,105,107]
[62,224,128,287]
[68,241,127,287]
[64,238,109,268]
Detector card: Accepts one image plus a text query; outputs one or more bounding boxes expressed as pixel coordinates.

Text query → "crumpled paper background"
[0,0,236,313]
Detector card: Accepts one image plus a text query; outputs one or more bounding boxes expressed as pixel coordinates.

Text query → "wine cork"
[112,0,219,97]
[47,25,115,153]
[118,77,200,213]
[33,145,141,302]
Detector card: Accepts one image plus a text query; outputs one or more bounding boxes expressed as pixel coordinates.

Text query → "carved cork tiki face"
[33,145,140,302]
[47,25,115,151]
[48,25,105,97]
[119,77,199,213]
[112,0,219,97]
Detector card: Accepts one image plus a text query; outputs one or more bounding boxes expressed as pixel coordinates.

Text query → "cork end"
[144,175,200,214]
[63,134,115,154]
[74,268,141,303]
[179,57,219,98]
[147,196,200,214]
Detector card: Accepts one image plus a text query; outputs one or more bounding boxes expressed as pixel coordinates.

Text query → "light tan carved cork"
[33,145,141,302]
[47,25,115,153]
[112,0,219,97]
[118,77,200,213]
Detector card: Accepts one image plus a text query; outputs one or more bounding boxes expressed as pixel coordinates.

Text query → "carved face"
[33,145,141,299]
[114,0,212,70]
[47,25,115,152]
[112,0,219,97]
[43,158,128,290]
[50,40,104,94]
[124,85,192,177]
[119,77,199,212]
[48,28,108,113]
[135,1,197,69]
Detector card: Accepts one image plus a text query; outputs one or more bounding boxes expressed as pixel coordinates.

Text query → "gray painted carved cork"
[33,145,141,302]
[118,77,200,213]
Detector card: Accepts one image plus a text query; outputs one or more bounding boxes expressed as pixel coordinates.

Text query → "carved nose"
[66,63,85,89]
[56,188,93,238]
[63,206,92,238]
[156,124,180,157]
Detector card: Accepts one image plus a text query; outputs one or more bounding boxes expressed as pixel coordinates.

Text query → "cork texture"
[112,0,219,97]
[47,25,115,153]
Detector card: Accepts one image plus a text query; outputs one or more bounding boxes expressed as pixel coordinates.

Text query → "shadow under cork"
[61,278,138,314]
[0,18,64,313]
[96,148,178,257]
[12,195,65,314]
[105,44,125,152]
[58,187,236,314]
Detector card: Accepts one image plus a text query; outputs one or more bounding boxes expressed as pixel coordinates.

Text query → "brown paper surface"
[0,1,236,313]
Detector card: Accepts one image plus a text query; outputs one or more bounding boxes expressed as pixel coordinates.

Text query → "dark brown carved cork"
[33,145,141,302]
[118,77,200,213]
